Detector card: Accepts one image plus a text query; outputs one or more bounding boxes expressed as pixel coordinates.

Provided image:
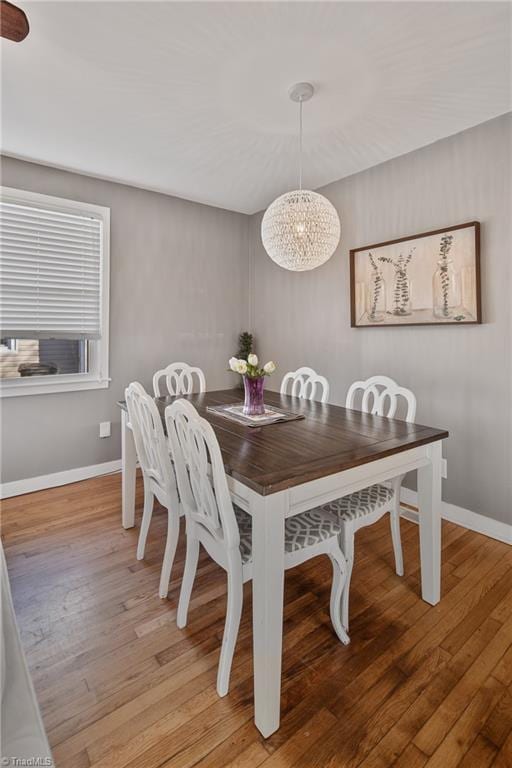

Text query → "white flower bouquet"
[228,354,276,379]
[228,354,276,416]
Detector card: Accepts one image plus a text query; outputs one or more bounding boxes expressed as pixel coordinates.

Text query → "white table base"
[119,413,443,737]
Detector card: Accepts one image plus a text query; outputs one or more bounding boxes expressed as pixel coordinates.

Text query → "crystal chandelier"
[261,83,341,272]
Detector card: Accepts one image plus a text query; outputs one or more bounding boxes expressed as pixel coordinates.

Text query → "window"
[0,187,110,397]
[0,338,18,352]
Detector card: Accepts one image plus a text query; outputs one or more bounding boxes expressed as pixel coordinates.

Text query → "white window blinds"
[0,199,103,340]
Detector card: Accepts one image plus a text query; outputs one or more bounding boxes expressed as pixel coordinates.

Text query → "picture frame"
[350,221,481,328]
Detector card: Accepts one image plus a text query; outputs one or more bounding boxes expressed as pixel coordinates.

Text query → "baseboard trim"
[2,465,510,547]
[0,460,122,499]
[400,488,511,545]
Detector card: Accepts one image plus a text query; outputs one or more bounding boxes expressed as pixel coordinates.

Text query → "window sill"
[0,375,111,398]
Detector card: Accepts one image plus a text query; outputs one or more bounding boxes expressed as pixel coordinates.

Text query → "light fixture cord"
[299,97,303,190]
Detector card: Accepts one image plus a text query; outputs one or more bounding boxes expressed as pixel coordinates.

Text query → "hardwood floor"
[2,473,511,768]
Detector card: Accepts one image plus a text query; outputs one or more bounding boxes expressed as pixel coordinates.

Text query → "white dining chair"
[153,362,206,398]
[280,366,330,403]
[165,398,350,697]
[321,375,417,629]
[125,382,181,598]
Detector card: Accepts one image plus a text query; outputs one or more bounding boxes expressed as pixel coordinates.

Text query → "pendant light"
[261,82,341,272]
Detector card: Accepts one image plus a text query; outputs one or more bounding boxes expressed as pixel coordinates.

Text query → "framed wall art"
[350,221,481,327]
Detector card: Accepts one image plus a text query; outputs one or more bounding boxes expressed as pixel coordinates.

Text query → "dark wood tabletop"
[119,388,448,496]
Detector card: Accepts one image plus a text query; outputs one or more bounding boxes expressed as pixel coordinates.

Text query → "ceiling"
[2,2,510,214]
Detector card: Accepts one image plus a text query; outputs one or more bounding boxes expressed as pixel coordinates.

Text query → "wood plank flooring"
[2,473,511,768]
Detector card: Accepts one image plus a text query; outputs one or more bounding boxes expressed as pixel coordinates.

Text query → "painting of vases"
[350,222,481,327]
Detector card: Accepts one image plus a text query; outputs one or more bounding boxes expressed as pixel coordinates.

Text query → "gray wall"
[249,114,511,526]
[1,157,250,482]
[2,115,510,526]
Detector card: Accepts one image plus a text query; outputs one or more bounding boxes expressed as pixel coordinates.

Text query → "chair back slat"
[346,375,416,422]
[280,366,330,403]
[166,399,240,550]
[153,362,206,398]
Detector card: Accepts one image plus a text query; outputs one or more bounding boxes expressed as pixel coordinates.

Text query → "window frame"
[0,187,110,398]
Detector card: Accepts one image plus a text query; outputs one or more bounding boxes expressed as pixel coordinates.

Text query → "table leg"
[121,409,137,529]
[417,439,443,605]
[250,488,287,738]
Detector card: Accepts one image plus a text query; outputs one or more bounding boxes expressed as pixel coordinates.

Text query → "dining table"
[118,388,448,737]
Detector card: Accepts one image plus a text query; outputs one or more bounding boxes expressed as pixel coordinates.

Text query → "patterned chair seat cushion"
[234,505,342,565]
[320,483,394,522]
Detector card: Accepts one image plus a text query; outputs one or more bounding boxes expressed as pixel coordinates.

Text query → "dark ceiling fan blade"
[1,0,29,42]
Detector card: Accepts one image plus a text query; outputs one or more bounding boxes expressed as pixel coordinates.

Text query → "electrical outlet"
[99,421,111,438]
[441,458,447,479]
